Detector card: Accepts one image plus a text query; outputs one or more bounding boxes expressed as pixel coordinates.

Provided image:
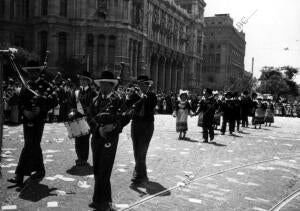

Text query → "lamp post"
[0,54,3,173]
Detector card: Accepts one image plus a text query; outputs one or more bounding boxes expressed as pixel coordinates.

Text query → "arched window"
[39,31,48,61]
[60,0,67,17]
[97,35,106,69]
[58,32,67,59]
[108,35,116,65]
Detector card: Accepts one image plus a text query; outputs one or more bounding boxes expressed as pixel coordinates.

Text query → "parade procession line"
[120,154,300,211]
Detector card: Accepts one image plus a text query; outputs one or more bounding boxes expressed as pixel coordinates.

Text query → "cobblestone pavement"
[1,116,300,211]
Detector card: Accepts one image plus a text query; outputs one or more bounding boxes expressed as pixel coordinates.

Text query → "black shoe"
[8,175,24,185]
[221,132,225,135]
[203,139,208,143]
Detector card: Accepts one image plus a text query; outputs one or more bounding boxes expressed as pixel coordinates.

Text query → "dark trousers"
[235,119,240,131]
[202,125,214,141]
[221,118,235,134]
[15,122,45,176]
[75,134,90,163]
[131,119,154,180]
[241,115,248,127]
[91,134,119,205]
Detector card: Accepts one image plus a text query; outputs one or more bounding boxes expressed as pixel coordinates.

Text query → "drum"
[64,117,90,139]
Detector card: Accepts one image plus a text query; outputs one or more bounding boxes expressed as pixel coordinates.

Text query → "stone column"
[171,61,177,92]
[157,56,165,92]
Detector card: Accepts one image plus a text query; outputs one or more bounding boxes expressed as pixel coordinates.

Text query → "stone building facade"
[202,14,246,90]
[0,0,206,93]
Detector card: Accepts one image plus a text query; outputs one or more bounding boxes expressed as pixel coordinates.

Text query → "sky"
[204,0,300,83]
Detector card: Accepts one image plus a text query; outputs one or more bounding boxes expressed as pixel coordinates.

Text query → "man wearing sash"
[8,64,58,185]
[87,71,131,210]
[69,72,96,166]
[129,75,157,185]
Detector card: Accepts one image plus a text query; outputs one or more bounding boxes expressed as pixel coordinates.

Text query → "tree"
[257,66,299,98]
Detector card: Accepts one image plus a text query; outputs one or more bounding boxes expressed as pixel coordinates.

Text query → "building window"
[97,35,105,69]
[108,35,116,65]
[16,0,23,18]
[25,0,30,19]
[216,54,220,64]
[41,0,48,16]
[10,0,14,19]
[124,0,128,19]
[0,1,5,17]
[60,0,67,17]
[97,0,107,18]
[58,32,67,59]
[39,31,48,61]
[210,44,214,49]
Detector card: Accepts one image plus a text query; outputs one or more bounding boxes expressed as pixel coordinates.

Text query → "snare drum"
[64,117,90,139]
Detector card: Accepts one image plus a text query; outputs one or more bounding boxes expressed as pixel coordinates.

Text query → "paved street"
[1,115,300,211]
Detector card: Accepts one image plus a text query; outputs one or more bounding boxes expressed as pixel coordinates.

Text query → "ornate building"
[0,0,206,93]
[202,14,246,90]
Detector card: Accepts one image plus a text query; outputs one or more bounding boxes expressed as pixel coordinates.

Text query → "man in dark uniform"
[240,91,252,127]
[195,88,216,142]
[221,92,235,135]
[87,71,130,211]
[8,64,58,185]
[128,75,157,185]
[232,92,241,132]
[69,72,96,166]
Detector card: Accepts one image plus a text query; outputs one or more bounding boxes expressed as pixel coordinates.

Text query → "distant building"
[0,0,206,93]
[202,14,246,90]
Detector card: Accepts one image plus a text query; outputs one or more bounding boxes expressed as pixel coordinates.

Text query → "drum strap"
[75,90,84,115]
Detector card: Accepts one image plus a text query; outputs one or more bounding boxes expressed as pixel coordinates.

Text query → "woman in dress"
[253,96,266,129]
[264,97,275,126]
[173,90,193,140]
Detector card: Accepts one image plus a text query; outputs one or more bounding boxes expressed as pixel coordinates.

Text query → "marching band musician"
[8,62,58,186]
[87,71,131,211]
[69,71,96,167]
[128,75,157,185]
[195,88,217,142]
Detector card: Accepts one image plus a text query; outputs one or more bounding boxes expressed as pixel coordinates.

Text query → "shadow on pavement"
[18,179,57,202]
[237,131,250,134]
[66,164,93,176]
[208,141,227,147]
[130,181,171,197]
[180,137,199,143]
[270,125,280,128]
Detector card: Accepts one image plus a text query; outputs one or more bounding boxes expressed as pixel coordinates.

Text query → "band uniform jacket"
[19,79,58,123]
[70,86,97,117]
[127,91,158,122]
[87,91,131,138]
[196,96,217,127]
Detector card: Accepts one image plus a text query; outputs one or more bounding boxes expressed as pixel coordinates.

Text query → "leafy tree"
[257,66,299,98]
